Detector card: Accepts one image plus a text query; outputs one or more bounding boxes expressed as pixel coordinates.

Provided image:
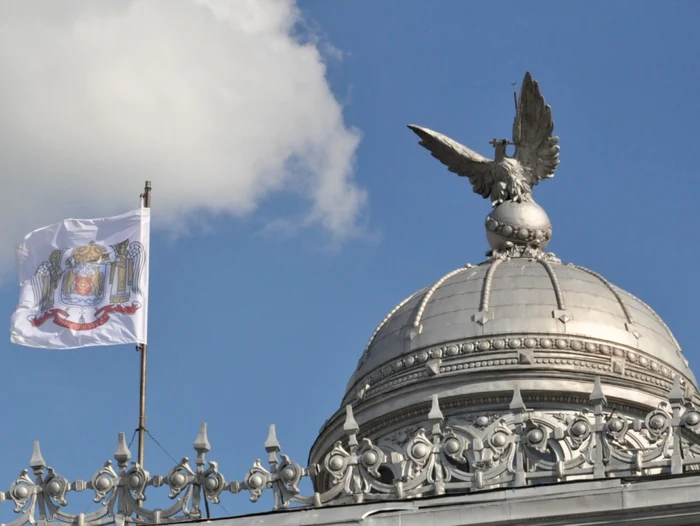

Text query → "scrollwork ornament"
[524,424,548,453]
[323,441,351,486]
[42,467,70,507]
[405,429,432,468]
[245,460,270,503]
[567,417,592,448]
[200,461,225,504]
[166,458,195,499]
[487,242,560,264]
[605,416,628,441]
[470,450,494,472]
[123,464,149,502]
[9,470,35,513]
[356,438,385,478]
[645,408,671,442]
[276,455,303,495]
[441,429,467,464]
[91,461,118,503]
[488,426,511,454]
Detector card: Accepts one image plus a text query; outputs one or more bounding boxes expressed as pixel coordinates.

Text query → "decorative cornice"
[345,335,696,406]
[5,378,700,525]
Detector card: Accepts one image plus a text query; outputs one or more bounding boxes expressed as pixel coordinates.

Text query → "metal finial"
[589,376,607,405]
[428,394,444,424]
[264,424,281,453]
[409,73,558,257]
[193,423,211,455]
[669,375,685,404]
[29,440,45,470]
[343,405,359,436]
[509,386,527,411]
[114,432,132,464]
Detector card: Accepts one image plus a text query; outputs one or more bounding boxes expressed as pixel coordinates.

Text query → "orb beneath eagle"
[485,199,552,251]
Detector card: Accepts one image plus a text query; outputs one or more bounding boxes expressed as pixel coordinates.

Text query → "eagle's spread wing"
[127,241,146,295]
[512,73,560,187]
[408,125,494,199]
[30,250,62,310]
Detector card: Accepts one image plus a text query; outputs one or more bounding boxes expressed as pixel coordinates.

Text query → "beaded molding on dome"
[343,335,697,406]
[6,377,700,525]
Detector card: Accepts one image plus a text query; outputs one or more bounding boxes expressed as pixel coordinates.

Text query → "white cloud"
[0,0,365,274]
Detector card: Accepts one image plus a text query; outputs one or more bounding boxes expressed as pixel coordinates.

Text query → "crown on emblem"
[71,241,110,264]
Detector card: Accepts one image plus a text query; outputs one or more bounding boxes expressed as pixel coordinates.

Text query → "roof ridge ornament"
[409,72,560,258]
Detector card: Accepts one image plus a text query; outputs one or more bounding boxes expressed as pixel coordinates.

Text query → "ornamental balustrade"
[2,375,700,526]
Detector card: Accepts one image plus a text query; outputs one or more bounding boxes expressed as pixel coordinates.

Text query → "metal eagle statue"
[408,72,560,207]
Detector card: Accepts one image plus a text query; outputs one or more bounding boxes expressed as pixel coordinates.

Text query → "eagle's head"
[489,138,514,159]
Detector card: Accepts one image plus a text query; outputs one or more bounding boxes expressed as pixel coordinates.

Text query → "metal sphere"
[329,455,345,471]
[171,472,186,487]
[485,200,551,251]
[528,429,544,444]
[444,438,461,455]
[362,451,378,466]
[608,418,624,432]
[649,415,666,430]
[248,474,264,489]
[13,485,29,499]
[491,433,507,448]
[476,416,489,427]
[47,480,62,496]
[205,477,219,491]
[685,412,700,426]
[129,474,142,488]
[95,476,112,491]
[280,467,296,482]
[412,443,429,459]
[571,421,588,437]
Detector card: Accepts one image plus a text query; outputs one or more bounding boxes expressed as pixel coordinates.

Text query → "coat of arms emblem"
[30,239,146,331]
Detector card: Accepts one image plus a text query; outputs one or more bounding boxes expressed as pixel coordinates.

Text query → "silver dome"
[308,74,700,504]
[345,258,696,406]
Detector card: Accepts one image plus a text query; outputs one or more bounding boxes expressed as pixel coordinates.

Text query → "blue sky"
[1,0,700,519]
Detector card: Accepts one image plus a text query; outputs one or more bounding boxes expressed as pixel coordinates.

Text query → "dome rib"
[537,258,566,310]
[413,266,472,328]
[480,259,502,311]
[618,287,683,354]
[574,265,634,324]
[361,291,418,359]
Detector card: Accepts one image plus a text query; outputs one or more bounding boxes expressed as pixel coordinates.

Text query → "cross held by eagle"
[408,72,560,207]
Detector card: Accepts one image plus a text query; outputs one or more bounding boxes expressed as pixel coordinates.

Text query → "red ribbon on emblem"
[31,303,141,331]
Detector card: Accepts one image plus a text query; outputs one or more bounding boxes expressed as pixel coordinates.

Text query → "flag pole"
[137,181,151,469]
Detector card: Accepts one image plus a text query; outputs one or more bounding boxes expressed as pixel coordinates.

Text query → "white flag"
[11,209,150,349]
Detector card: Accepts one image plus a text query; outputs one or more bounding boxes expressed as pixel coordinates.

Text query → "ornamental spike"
[264,424,281,453]
[343,405,359,436]
[193,423,211,455]
[428,394,444,424]
[509,386,527,411]
[589,376,607,405]
[29,440,45,470]
[668,375,685,405]
[114,431,131,465]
